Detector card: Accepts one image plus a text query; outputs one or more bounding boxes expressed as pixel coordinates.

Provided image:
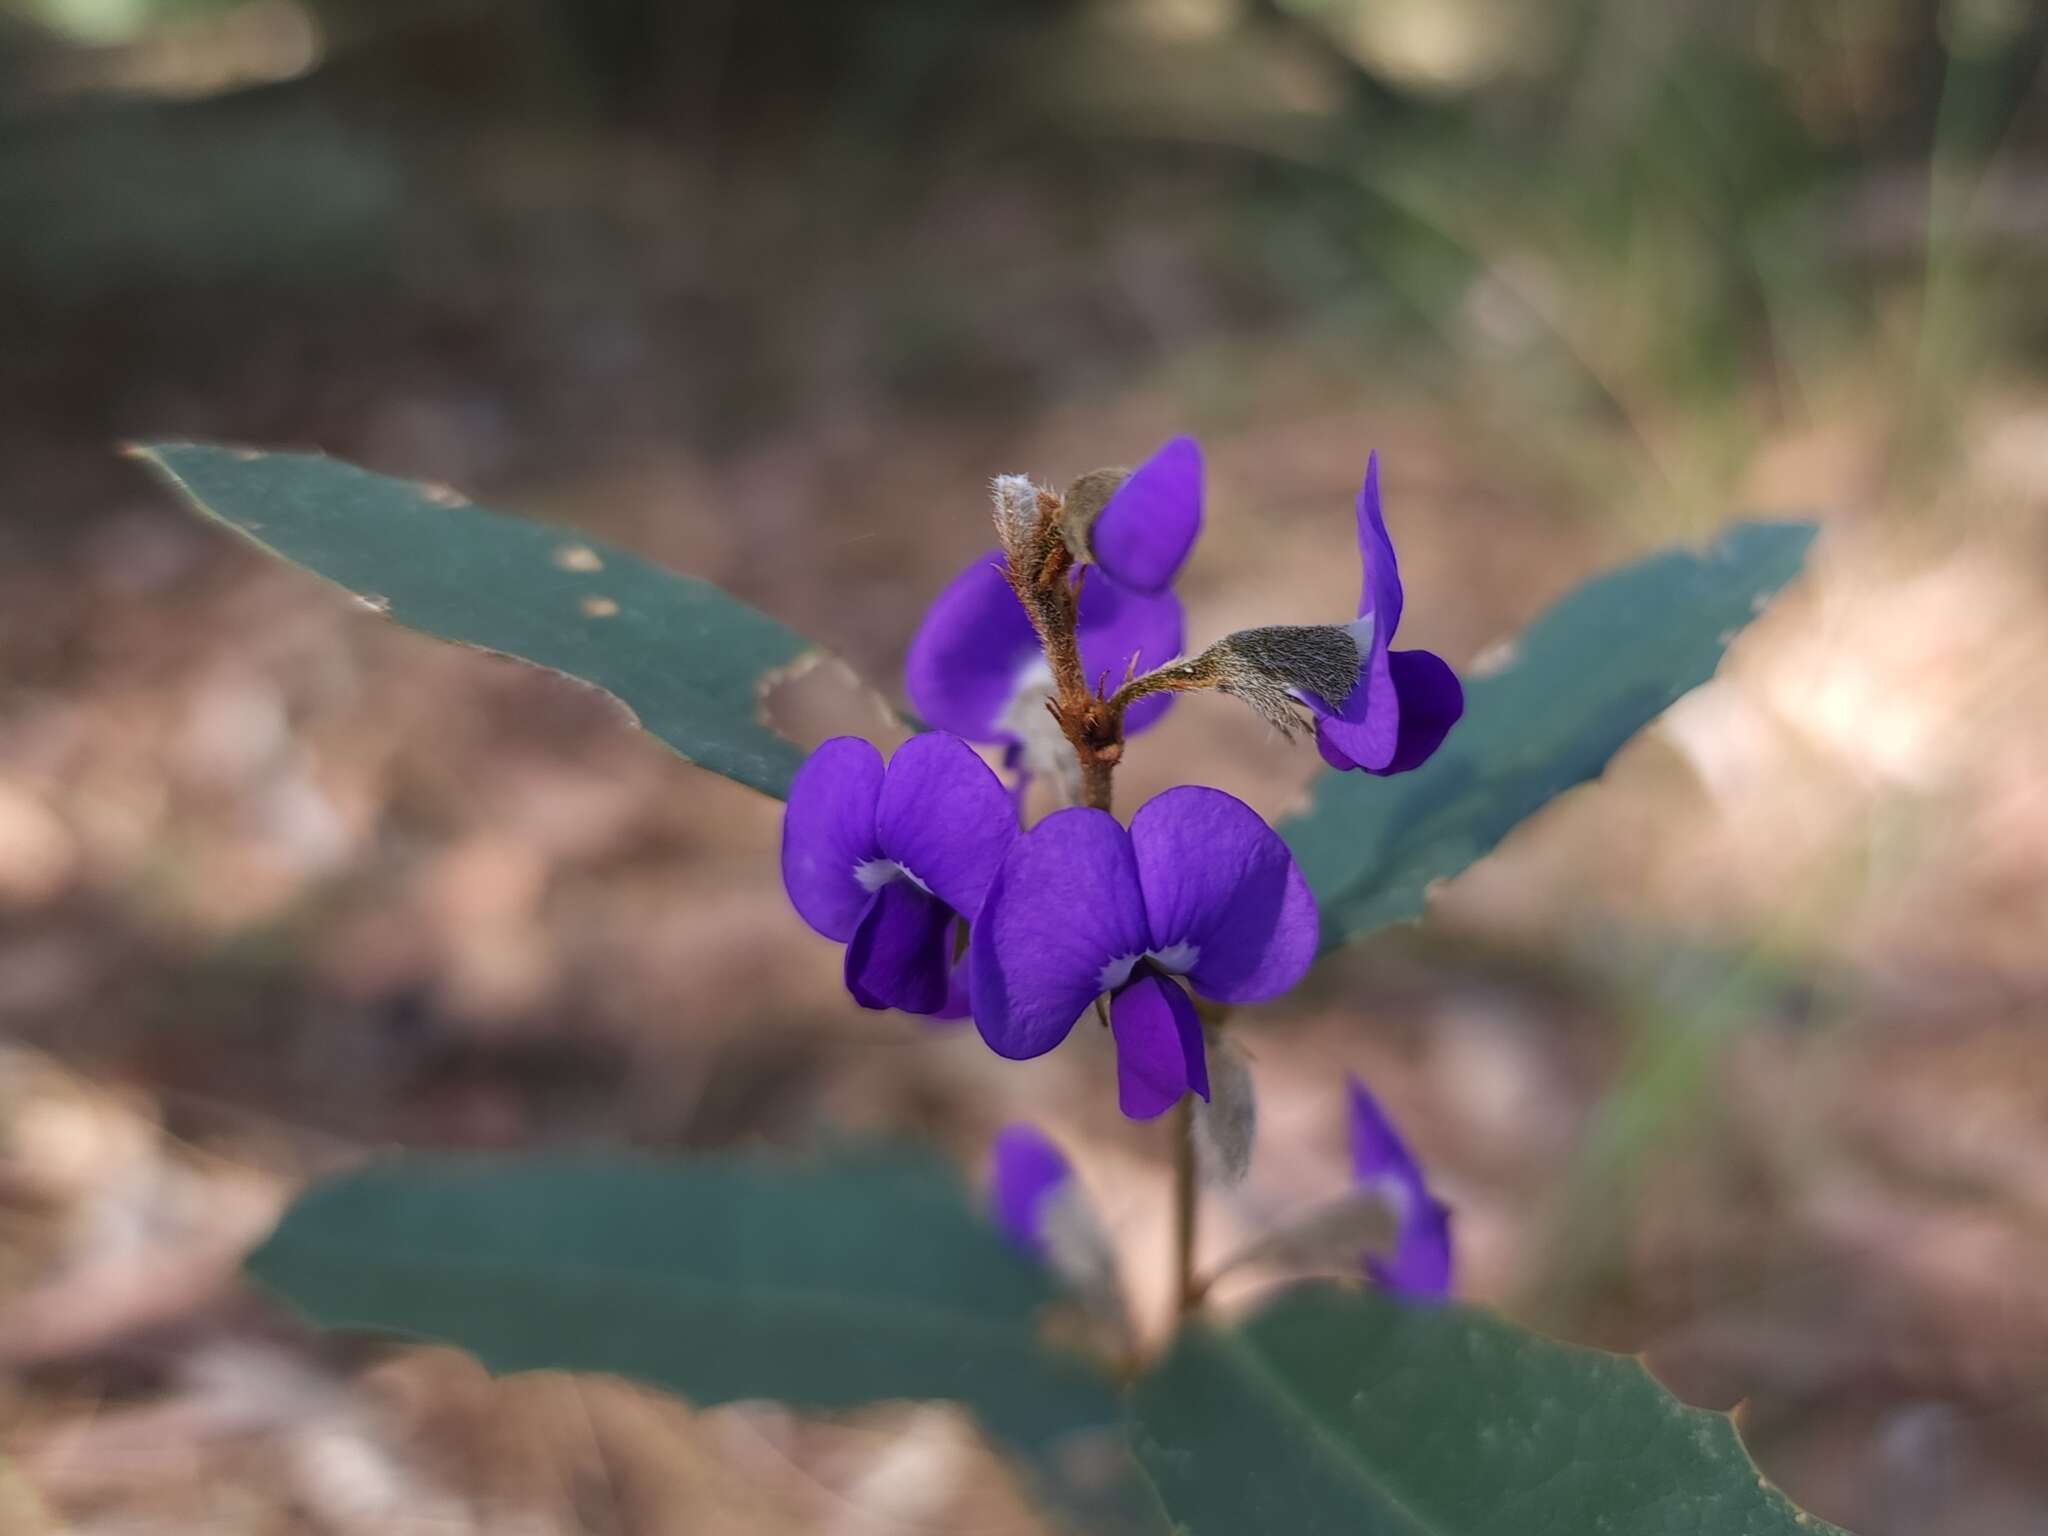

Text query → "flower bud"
[991,474,1051,564]
[1057,465,1130,563]
[1169,624,1362,738]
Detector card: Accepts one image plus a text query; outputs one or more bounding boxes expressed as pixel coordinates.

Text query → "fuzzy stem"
[1034,552,1091,706]
[1171,1097,1199,1316]
[1001,496,1123,811]
[1107,661,1214,716]
[1101,653,1231,744]
[1078,756,1116,813]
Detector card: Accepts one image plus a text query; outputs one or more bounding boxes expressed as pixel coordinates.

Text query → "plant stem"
[1005,485,1203,1315]
[999,503,1128,807]
[1171,1096,1198,1316]
[1078,755,1115,812]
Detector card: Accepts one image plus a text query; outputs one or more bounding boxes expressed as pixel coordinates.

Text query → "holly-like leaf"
[135,443,845,798]
[1129,1284,1848,1536]
[247,1147,1152,1528]
[1284,521,1816,953]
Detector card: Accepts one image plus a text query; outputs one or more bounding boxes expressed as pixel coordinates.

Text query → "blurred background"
[2,0,2047,1530]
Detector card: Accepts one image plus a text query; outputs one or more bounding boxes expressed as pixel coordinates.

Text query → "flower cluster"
[780,438,1462,1295]
[903,438,1200,799]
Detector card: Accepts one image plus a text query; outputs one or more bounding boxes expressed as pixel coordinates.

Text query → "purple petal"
[1308,601,1400,771]
[1374,649,1464,776]
[1311,454,1410,772]
[1348,1076,1454,1299]
[1371,1194,1454,1298]
[1348,1075,1420,1186]
[1314,723,1361,773]
[1128,786,1317,1004]
[1109,971,1209,1120]
[1315,645,1463,776]
[931,939,972,1022]
[1311,648,1399,772]
[1076,575,1184,737]
[903,551,1041,741]
[876,731,1016,917]
[1354,452,1405,639]
[969,808,1152,1061]
[988,1123,1073,1258]
[998,741,1035,813]
[780,737,885,942]
[844,881,955,1014]
[1088,437,1202,595]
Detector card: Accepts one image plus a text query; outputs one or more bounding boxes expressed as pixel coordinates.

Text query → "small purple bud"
[1348,1076,1454,1299]
[988,1123,1075,1260]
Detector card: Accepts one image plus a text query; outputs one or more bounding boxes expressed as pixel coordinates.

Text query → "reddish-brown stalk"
[997,483,1203,1318]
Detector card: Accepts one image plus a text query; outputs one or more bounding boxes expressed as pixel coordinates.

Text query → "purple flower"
[1348,1076,1453,1298]
[905,553,1183,760]
[781,732,1015,1017]
[904,439,1202,790]
[1308,455,1465,775]
[987,1122,1075,1260]
[1087,436,1204,594]
[970,786,1316,1120]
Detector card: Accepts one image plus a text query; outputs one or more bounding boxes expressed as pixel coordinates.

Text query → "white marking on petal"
[1342,614,1376,659]
[1098,954,1139,993]
[996,658,1081,798]
[853,858,931,895]
[1101,945,1199,995]
[1366,1171,1415,1222]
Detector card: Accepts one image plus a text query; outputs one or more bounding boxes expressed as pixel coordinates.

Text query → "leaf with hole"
[135,442,866,798]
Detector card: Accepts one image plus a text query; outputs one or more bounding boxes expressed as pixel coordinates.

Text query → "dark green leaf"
[136,442,836,798]
[1284,521,1816,953]
[247,1147,1154,1528]
[1129,1285,1848,1536]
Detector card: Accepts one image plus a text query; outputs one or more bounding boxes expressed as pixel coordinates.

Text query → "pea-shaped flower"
[781,732,1015,1017]
[970,786,1316,1119]
[905,438,1201,791]
[1349,1076,1453,1297]
[1308,454,1464,775]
